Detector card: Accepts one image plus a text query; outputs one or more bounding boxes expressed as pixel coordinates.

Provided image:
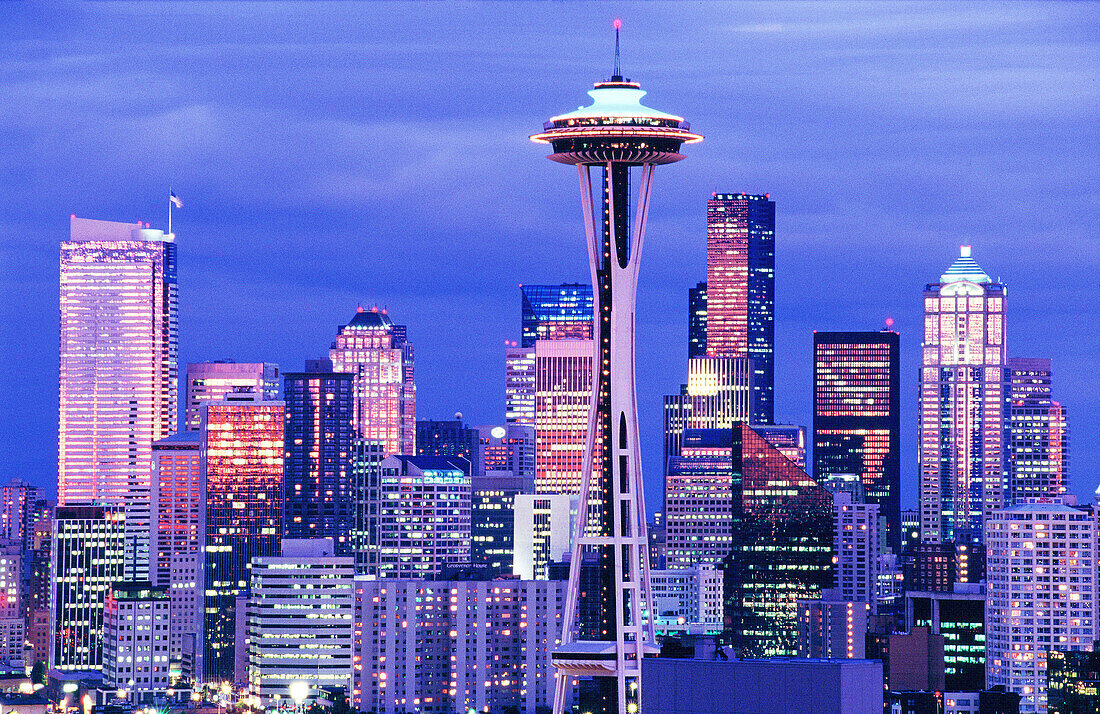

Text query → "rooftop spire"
[612,19,622,80]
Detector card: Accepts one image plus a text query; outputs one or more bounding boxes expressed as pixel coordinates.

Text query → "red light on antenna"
[371,306,378,313]
[357,306,364,313]
[613,19,622,30]
[885,318,895,327]
[70,214,76,219]
[765,193,770,199]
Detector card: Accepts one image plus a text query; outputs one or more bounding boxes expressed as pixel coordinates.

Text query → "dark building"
[283,363,356,555]
[719,424,834,657]
[902,509,921,554]
[1005,357,1068,503]
[705,193,775,425]
[906,586,986,692]
[417,418,481,478]
[520,283,594,347]
[813,330,901,553]
[471,471,531,577]
[889,626,946,692]
[350,439,386,574]
[1046,645,1100,714]
[904,540,985,593]
[688,282,707,358]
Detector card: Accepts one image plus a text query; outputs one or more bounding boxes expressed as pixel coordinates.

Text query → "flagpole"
[168,189,173,235]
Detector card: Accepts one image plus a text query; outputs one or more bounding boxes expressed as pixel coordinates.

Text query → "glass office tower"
[201,399,284,682]
[520,283,594,347]
[705,194,775,425]
[813,330,901,552]
[1005,357,1068,503]
[283,365,356,555]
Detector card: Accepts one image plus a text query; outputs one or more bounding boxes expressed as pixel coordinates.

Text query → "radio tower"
[530,21,702,714]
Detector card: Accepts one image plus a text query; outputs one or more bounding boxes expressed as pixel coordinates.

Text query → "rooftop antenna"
[612,19,622,80]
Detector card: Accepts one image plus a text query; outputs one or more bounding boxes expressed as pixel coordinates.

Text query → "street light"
[288,681,309,714]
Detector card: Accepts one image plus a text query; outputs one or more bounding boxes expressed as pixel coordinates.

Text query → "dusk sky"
[1,2,1096,515]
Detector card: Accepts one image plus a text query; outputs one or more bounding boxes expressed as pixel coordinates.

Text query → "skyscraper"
[504,346,536,425]
[60,217,178,578]
[50,505,128,673]
[521,283,594,346]
[813,330,901,552]
[373,456,471,578]
[530,35,701,712]
[919,247,1008,544]
[662,356,753,477]
[103,583,171,700]
[716,424,834,657]
[832,492,881,612]
[184,361,279,431]
[985,501,1096,713]
[471,424,536,576]
[150,431,204,667]
[417,417,480,477]
[201,399,285,682]
[0,480,42,550]
[329,307,415,456]
[533,339,595,495]
[283,365,356,554]
[687,282,707,359]
[705,193,775,425]
[1005,358,1068,503]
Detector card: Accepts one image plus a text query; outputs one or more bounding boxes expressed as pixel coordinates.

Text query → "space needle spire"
[531,21,702,714]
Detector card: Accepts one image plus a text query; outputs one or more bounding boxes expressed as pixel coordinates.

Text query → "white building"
[102,582,171,700]
[985,500,1097,713]
[354,578,567,714]
[649,564,723,633]
[60,217,178,580]
[833,492,881,613]
[512,493,575,580]
[246,539,354,709]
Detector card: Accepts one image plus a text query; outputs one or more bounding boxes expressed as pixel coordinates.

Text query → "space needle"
[530,21,702,714]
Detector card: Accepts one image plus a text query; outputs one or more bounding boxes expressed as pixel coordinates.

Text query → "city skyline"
[1,4,1097,518]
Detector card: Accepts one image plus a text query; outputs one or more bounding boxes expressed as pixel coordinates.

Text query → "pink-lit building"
[919,246,1008,544]
[329,307,415,457]
[533,339,595,495]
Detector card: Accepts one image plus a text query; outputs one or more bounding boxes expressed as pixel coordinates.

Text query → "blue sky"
[1,2,1096,514]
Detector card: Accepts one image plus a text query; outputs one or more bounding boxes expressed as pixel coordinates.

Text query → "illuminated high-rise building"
[985,501,1097,713]
[662,356,752,476]
[201,399,285,683]
[705,193,775,425]
[530,29,701,712]
[283,365,356,554]
[813,330,901,552]
[59,217,178,579]
[534,339,595,494]
[687,282,707,359]
[681,424,833,657]
[103,582,171,699]
[50,505,128,674]
[150,431,204,666]
[0,480,42,550]
[505,346,536,425]
[329,307,415,457]
[472,424,536,575]
[754,424,807,471]
[184,361,279,431]
[1005,357,1068,503]
[521,283,594,346]
[919,247,1008,544]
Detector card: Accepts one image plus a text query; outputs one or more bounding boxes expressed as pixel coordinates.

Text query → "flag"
[169,191,183,209]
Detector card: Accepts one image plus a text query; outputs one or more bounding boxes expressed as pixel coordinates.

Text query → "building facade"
[201,400,285,683]
[283,366,356,555]
[184,361,279,432]
[512,493,574,580]
[417,418,480,477]
[354,578,566,714]
[246,539,354,709]
[906,585,987,692]
[919,247,1008,544]
[533,339,595,495]
[504,346,536,425]
[833,492,881,612]
[102,583,171,698]
[50,505,128,674]
[329,307,415,457]
[373,456,471,579]
[663,356,754,478]
[704,193,775,425]
[1006,358,1068,503]
[521,283,594,347]
[813,330,901,553]
[687,282,707,359]
[797,593,870,659]
[985,501,1097,713]
[59,217,178,582]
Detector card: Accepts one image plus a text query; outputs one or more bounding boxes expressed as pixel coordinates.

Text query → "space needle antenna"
[613,19,622,79]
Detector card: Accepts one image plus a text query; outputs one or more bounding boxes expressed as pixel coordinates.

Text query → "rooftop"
[940,245,991,284]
